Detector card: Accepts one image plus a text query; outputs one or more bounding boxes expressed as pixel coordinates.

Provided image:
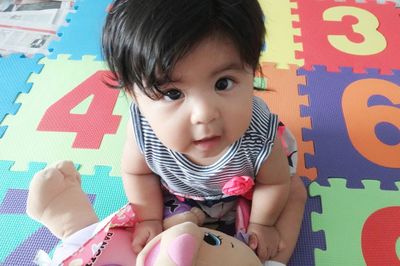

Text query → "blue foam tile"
[0,54,44,138]
[0,161,126,264]
[48,0,112,60]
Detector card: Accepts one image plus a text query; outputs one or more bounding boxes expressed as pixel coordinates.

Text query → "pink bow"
[222,176,254,200]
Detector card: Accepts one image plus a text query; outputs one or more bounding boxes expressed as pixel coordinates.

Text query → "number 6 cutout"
[342,78,400,168]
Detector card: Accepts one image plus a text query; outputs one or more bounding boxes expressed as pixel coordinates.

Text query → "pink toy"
[26,161,262,265]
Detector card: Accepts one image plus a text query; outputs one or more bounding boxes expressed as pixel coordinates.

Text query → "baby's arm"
[121,120,163,253]
[248,135,291,261]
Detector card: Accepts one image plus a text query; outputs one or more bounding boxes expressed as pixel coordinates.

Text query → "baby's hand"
[131,219,163,254]
[247,223,284,262]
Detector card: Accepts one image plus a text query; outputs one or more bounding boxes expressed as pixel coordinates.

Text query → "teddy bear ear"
[136,232,162,266]
[138,235,199,266]
[165,233,198,266]
[137,222,203,266]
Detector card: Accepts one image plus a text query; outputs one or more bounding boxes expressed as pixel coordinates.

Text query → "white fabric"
[34,212,116,265]
[264,260,286,266]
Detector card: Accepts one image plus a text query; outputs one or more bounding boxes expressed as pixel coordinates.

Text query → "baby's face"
[134,36,254,165]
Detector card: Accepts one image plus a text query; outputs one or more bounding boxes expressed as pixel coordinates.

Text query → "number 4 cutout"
[38,71,122,149]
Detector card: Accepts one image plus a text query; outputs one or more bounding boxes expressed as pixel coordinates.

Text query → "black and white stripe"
[130,96,279,200]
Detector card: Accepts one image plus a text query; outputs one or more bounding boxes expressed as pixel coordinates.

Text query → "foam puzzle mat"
[0,0,399,265]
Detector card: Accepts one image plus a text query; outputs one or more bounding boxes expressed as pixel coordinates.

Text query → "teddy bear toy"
[26,160,262,266]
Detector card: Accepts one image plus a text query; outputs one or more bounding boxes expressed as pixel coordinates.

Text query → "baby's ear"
[137,222,202,266]
[124,87,136,101]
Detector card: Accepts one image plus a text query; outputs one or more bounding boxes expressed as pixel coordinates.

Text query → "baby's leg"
[26,161,98,239]
[272,175,307,264]
[162,194,205,229]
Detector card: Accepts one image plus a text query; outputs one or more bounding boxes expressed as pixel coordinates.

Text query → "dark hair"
[102,0,265,99]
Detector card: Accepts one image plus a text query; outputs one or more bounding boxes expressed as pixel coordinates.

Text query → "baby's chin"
[183,145,231,166]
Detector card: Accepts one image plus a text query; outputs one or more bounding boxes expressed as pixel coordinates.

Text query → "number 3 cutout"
[323,6,386,56]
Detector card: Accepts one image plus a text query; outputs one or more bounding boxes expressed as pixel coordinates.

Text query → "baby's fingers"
[132,230,149,254]
[256,244,270,262]
[249,234,269,262]
[278,239,286,252]
[268,244,279,259]
[248,233,258,250]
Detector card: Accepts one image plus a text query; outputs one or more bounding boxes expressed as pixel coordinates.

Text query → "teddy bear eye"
[203,232,222,246]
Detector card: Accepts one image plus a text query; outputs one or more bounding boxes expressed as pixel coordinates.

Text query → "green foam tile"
[309,178,400,265]
[0,55,130,176]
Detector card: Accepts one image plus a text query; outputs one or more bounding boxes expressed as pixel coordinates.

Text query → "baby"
[102,0,307,265]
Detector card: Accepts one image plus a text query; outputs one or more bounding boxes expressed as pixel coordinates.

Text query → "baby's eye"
[215,78,234,91]
[203,232,222,246]
[162,89,183,101]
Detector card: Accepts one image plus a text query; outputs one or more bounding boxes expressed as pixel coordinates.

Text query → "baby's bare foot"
[27,161,98,239]
[163,207,206,229]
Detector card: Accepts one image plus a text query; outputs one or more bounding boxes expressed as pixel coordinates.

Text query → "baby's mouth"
[193,136,221,150]
[194,136,219,143]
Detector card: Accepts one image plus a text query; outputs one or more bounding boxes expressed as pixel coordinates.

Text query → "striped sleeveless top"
[130,96,279,201]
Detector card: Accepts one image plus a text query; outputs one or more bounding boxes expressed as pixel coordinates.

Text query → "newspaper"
[0,0,74,56]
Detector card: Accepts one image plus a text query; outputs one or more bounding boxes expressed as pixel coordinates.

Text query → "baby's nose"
[190,99,219,125]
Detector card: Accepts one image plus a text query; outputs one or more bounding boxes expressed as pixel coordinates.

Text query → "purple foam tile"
[298,67,400,190]
[0,160,99,265]
[0,189,28,214]
[289,178,326,266]
[1,227,59,266]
